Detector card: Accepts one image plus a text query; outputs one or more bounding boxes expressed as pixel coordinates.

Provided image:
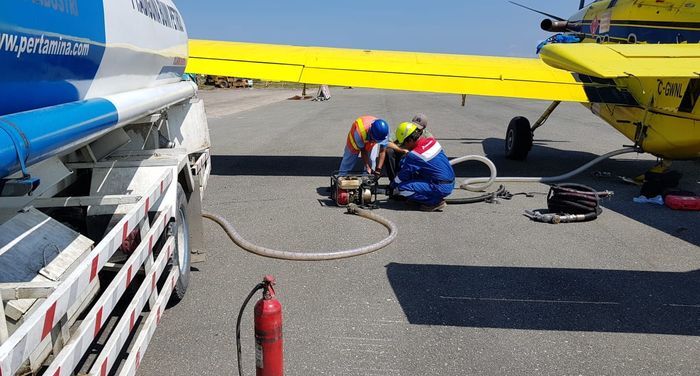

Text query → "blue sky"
[176,1,581,57]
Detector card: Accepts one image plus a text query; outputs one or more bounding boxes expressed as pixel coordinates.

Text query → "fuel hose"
[202,204,397,261]
[449,155,498,192]
[457,147,638,190]
[446,147,638,203]
[445,185,509,204]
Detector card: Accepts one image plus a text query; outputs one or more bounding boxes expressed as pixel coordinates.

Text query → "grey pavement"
[139,88,700,376]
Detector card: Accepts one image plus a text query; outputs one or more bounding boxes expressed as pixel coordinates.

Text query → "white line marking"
[329,336,393,342]
[440,296,620,305]
[664,303,700,308]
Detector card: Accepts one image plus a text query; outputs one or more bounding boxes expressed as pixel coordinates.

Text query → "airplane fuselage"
[565,0,700,159]
[572,0,700,44]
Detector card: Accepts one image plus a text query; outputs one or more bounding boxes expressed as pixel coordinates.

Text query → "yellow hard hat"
[395,122,419,144]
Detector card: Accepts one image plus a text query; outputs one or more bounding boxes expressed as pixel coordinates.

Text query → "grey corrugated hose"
[453,148,638,190]
[202,204,397,261]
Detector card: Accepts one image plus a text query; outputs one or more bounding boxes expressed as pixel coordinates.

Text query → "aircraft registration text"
[657,80,684,98]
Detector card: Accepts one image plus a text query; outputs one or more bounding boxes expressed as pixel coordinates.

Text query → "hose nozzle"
[524,210,561,224]
[262,275,276,299]
[346,203,359,215]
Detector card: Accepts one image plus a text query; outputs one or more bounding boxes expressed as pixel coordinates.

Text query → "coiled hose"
[202,204,397,261]
[449,155,497,192]
[547,183,605,221]
[445,155,503,204]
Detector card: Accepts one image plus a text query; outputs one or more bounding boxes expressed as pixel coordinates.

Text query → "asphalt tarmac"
[139,88,700,376]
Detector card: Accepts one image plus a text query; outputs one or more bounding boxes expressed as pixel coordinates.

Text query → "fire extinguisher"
[236,276,283,376]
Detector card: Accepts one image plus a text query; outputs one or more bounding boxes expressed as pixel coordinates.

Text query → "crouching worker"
[391,122,455,212]
[339,116,390,176]
[385,113,432,182]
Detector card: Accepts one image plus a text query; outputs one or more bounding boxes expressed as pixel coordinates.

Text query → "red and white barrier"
[192,150,211,193]
[0,170,173,376]
[87,235,175,376]
[118,267,179,376]
[43,212,173,376]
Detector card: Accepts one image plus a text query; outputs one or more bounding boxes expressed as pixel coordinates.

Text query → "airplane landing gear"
[505,117,532,160]
[505,101,561,160]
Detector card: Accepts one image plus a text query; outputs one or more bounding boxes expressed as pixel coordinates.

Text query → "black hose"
[237,283,264,376]
[547,183,604,222]
[445,185,509,204]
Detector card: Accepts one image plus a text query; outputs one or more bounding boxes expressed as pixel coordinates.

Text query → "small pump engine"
[330,174,378,207]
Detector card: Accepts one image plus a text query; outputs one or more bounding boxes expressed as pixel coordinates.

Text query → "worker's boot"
[388,187,407,201]
[420,200,447,212]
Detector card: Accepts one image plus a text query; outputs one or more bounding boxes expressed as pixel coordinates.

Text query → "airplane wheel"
[505,116,533,160]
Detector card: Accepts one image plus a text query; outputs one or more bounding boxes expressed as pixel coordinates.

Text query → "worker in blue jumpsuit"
[390,122,455,211]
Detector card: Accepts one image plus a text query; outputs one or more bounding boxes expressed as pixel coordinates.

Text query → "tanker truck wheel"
[169,184,191,304]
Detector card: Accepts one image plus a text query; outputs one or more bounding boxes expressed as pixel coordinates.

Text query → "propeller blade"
[508,1,566,21]
[579,0,585,9]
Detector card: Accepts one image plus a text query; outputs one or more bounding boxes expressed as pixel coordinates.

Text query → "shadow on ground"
[210,138,647,179]
[211,155,340,177]
[448,137,656,179]
[210,139,645,179]
[386,263,700,336]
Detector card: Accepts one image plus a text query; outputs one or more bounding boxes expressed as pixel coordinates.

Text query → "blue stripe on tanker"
[0,1,107,116]
[0,99,118,178]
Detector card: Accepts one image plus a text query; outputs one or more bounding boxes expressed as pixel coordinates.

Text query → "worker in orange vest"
[339,116,390,176]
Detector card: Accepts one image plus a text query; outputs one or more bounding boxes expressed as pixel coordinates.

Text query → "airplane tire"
[505,116,533,160]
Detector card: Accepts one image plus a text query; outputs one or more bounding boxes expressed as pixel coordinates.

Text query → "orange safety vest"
[346,115,377,154]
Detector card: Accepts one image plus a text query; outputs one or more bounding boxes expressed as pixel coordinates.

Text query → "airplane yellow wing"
[539,44,700,78]
[186,40,590,102]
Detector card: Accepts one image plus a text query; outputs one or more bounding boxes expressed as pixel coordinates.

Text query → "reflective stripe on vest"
[346,116,373,153]
[356,116,368,141]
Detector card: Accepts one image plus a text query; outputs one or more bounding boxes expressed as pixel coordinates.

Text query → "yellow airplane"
[186,0,700,163]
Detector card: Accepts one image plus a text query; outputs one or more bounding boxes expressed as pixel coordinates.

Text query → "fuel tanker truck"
[0,1,210,374]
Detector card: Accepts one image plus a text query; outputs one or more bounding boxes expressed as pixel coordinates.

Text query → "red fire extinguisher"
[237,276,283,376]
[255,276,283,376]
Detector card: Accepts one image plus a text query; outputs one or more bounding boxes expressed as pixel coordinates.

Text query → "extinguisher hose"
[236,283,265,376]
[202,204,397,261]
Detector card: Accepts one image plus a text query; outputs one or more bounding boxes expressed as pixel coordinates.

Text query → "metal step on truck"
[0,1,211,375]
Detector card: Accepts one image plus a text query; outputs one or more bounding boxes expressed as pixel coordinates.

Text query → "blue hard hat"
[369,119,389,141]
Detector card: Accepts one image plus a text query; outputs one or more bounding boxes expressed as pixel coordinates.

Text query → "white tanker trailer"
[0,1,210,374]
